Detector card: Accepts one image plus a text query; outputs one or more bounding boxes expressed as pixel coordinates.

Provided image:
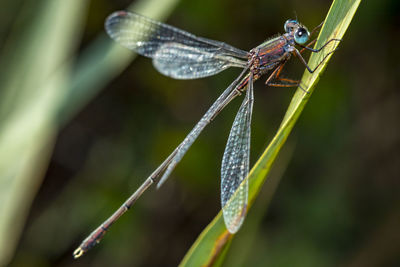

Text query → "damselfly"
[73,11,340,258]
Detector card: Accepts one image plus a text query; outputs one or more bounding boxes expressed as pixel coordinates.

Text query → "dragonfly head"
[284,19,310,45]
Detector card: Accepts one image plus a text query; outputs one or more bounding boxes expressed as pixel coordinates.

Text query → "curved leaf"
[180,0,361,266]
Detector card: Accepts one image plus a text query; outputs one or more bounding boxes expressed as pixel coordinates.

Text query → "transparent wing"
[157,68,250,188]
[221,74,254,233]
[152,43,246,79]
[105,11,248,79]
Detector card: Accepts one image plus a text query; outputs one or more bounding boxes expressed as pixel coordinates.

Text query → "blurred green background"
[1,0,399,266]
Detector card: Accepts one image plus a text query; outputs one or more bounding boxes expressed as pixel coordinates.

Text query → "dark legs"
[265,20,341,91]
[297,19,342,73]
[295,40,340,74]
[265,38,320,91]
[265,62,300,88]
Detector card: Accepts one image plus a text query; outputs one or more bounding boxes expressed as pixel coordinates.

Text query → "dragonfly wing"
[156,68,249,188]
[153,42,247,79]
[105,11,248,78]
[221,74,254,233]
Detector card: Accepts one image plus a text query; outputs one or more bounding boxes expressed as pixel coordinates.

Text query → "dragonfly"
[73,10,340,258]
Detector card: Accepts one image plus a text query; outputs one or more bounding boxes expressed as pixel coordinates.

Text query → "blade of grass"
[179,0,361,266]
[0,1,88,264]
[223,143,295,267]
[0,0,180,264]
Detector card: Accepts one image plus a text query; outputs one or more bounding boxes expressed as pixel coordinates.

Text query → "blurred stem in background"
[0,0,179,265]
[3,0,400,266]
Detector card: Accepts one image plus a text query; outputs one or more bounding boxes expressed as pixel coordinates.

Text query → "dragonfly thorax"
[248,35,293,79]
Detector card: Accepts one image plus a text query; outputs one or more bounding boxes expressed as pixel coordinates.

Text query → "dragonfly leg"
[265,62,310,93]
[266,38,321,90]
[265,62,298,87]
[309,21,324,37]
[299,39,317,54]
[294,46,339,74]
[267,78,299,87]
[299,38,341,53]
[268,78,308,93]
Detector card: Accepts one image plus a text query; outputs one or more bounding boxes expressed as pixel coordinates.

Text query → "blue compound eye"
[284,19,298,32]
[294,27,309,44]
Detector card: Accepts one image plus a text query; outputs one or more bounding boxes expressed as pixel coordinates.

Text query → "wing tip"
[104,10,131,35]
[222,202,248,234]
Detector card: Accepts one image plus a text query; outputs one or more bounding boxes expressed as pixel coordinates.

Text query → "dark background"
[3,0,400,266]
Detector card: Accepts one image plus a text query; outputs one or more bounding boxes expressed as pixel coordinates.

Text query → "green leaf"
[179,0,361,266]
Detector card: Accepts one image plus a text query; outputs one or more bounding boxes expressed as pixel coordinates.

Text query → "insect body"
[73,11,340,258]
